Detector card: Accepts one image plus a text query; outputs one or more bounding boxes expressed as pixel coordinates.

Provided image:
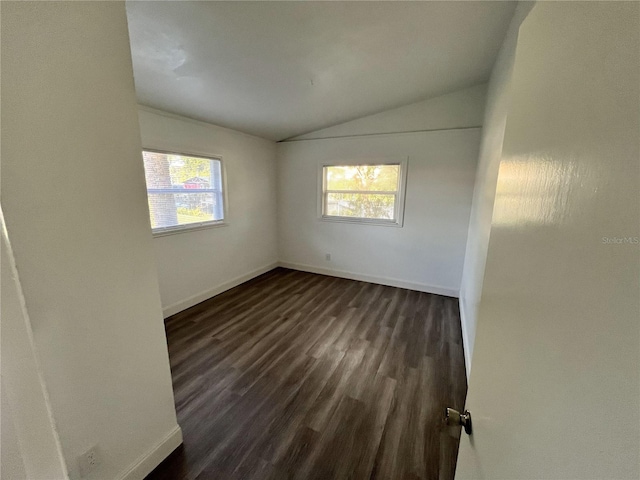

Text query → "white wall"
[458,2,534,377]
[1,381,28,480]
[1,3,180,479]
[291,84,486,140]
[457,2,639,477]
[277,87,484,295]
[137,108,279,317]
[1,217,67,480]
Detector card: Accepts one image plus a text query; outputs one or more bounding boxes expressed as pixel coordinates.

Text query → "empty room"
[1,1,638,480]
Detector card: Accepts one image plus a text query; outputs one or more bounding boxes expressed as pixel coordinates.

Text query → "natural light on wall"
[142,150,225,234]
[320,162,406,226]
[492,154,579,228]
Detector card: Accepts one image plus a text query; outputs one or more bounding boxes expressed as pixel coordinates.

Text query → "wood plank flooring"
[146,268,467,480]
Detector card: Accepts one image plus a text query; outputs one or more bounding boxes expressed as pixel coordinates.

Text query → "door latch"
[445,408,472,435]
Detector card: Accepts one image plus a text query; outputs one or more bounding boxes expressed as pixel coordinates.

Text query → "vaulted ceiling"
[126,1,516,141]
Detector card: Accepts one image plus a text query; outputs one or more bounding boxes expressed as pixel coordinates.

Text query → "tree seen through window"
[323,164,400,221]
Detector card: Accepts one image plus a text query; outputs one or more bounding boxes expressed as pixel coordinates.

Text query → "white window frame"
[142,148,229,237]
[317,157,408,227]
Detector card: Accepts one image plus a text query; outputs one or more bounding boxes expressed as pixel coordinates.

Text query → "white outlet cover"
[78,446,101,477]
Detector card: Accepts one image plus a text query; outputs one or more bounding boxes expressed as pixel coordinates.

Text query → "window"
[142,150,225,235]
[320,160,407,226]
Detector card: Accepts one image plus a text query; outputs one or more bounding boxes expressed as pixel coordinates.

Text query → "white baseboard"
[116,425,183,480]
[458,297,472,382]
[162,260,459,316]
[162,262,279,318]
[278,261,459,298]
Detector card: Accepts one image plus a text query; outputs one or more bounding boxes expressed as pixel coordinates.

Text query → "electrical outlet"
[78,446,101,477]
[325,253,331,261]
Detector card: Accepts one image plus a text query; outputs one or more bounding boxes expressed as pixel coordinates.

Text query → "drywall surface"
[457,2,639,477]
[126,2,514,140]
[1,381,28,480]
[277,128,480,296]
[1,3,180,479]
[290,84,486,140]
[1,217,68,480]
[137,108,278,316]
[458,2,534,377]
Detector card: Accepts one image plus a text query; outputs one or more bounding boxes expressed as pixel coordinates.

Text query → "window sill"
[152,221,228,238]
[319,216,403,228]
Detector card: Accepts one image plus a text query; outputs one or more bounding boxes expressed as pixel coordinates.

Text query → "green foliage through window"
[142,151,224,231]
[322,164,401,222]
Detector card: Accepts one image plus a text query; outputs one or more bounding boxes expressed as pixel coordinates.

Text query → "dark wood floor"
[147,268,467,480]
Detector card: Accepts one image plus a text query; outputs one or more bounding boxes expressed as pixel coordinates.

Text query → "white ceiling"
[126,1,516,141]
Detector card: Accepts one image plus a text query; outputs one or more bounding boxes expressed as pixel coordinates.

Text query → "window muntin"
[321,163,405,225]
[142,150,225,234]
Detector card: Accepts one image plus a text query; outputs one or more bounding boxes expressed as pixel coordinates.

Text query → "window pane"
[147,192,223,228]
[325,193,396,220]
[142,151,224,230]
[325,165,399,192]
